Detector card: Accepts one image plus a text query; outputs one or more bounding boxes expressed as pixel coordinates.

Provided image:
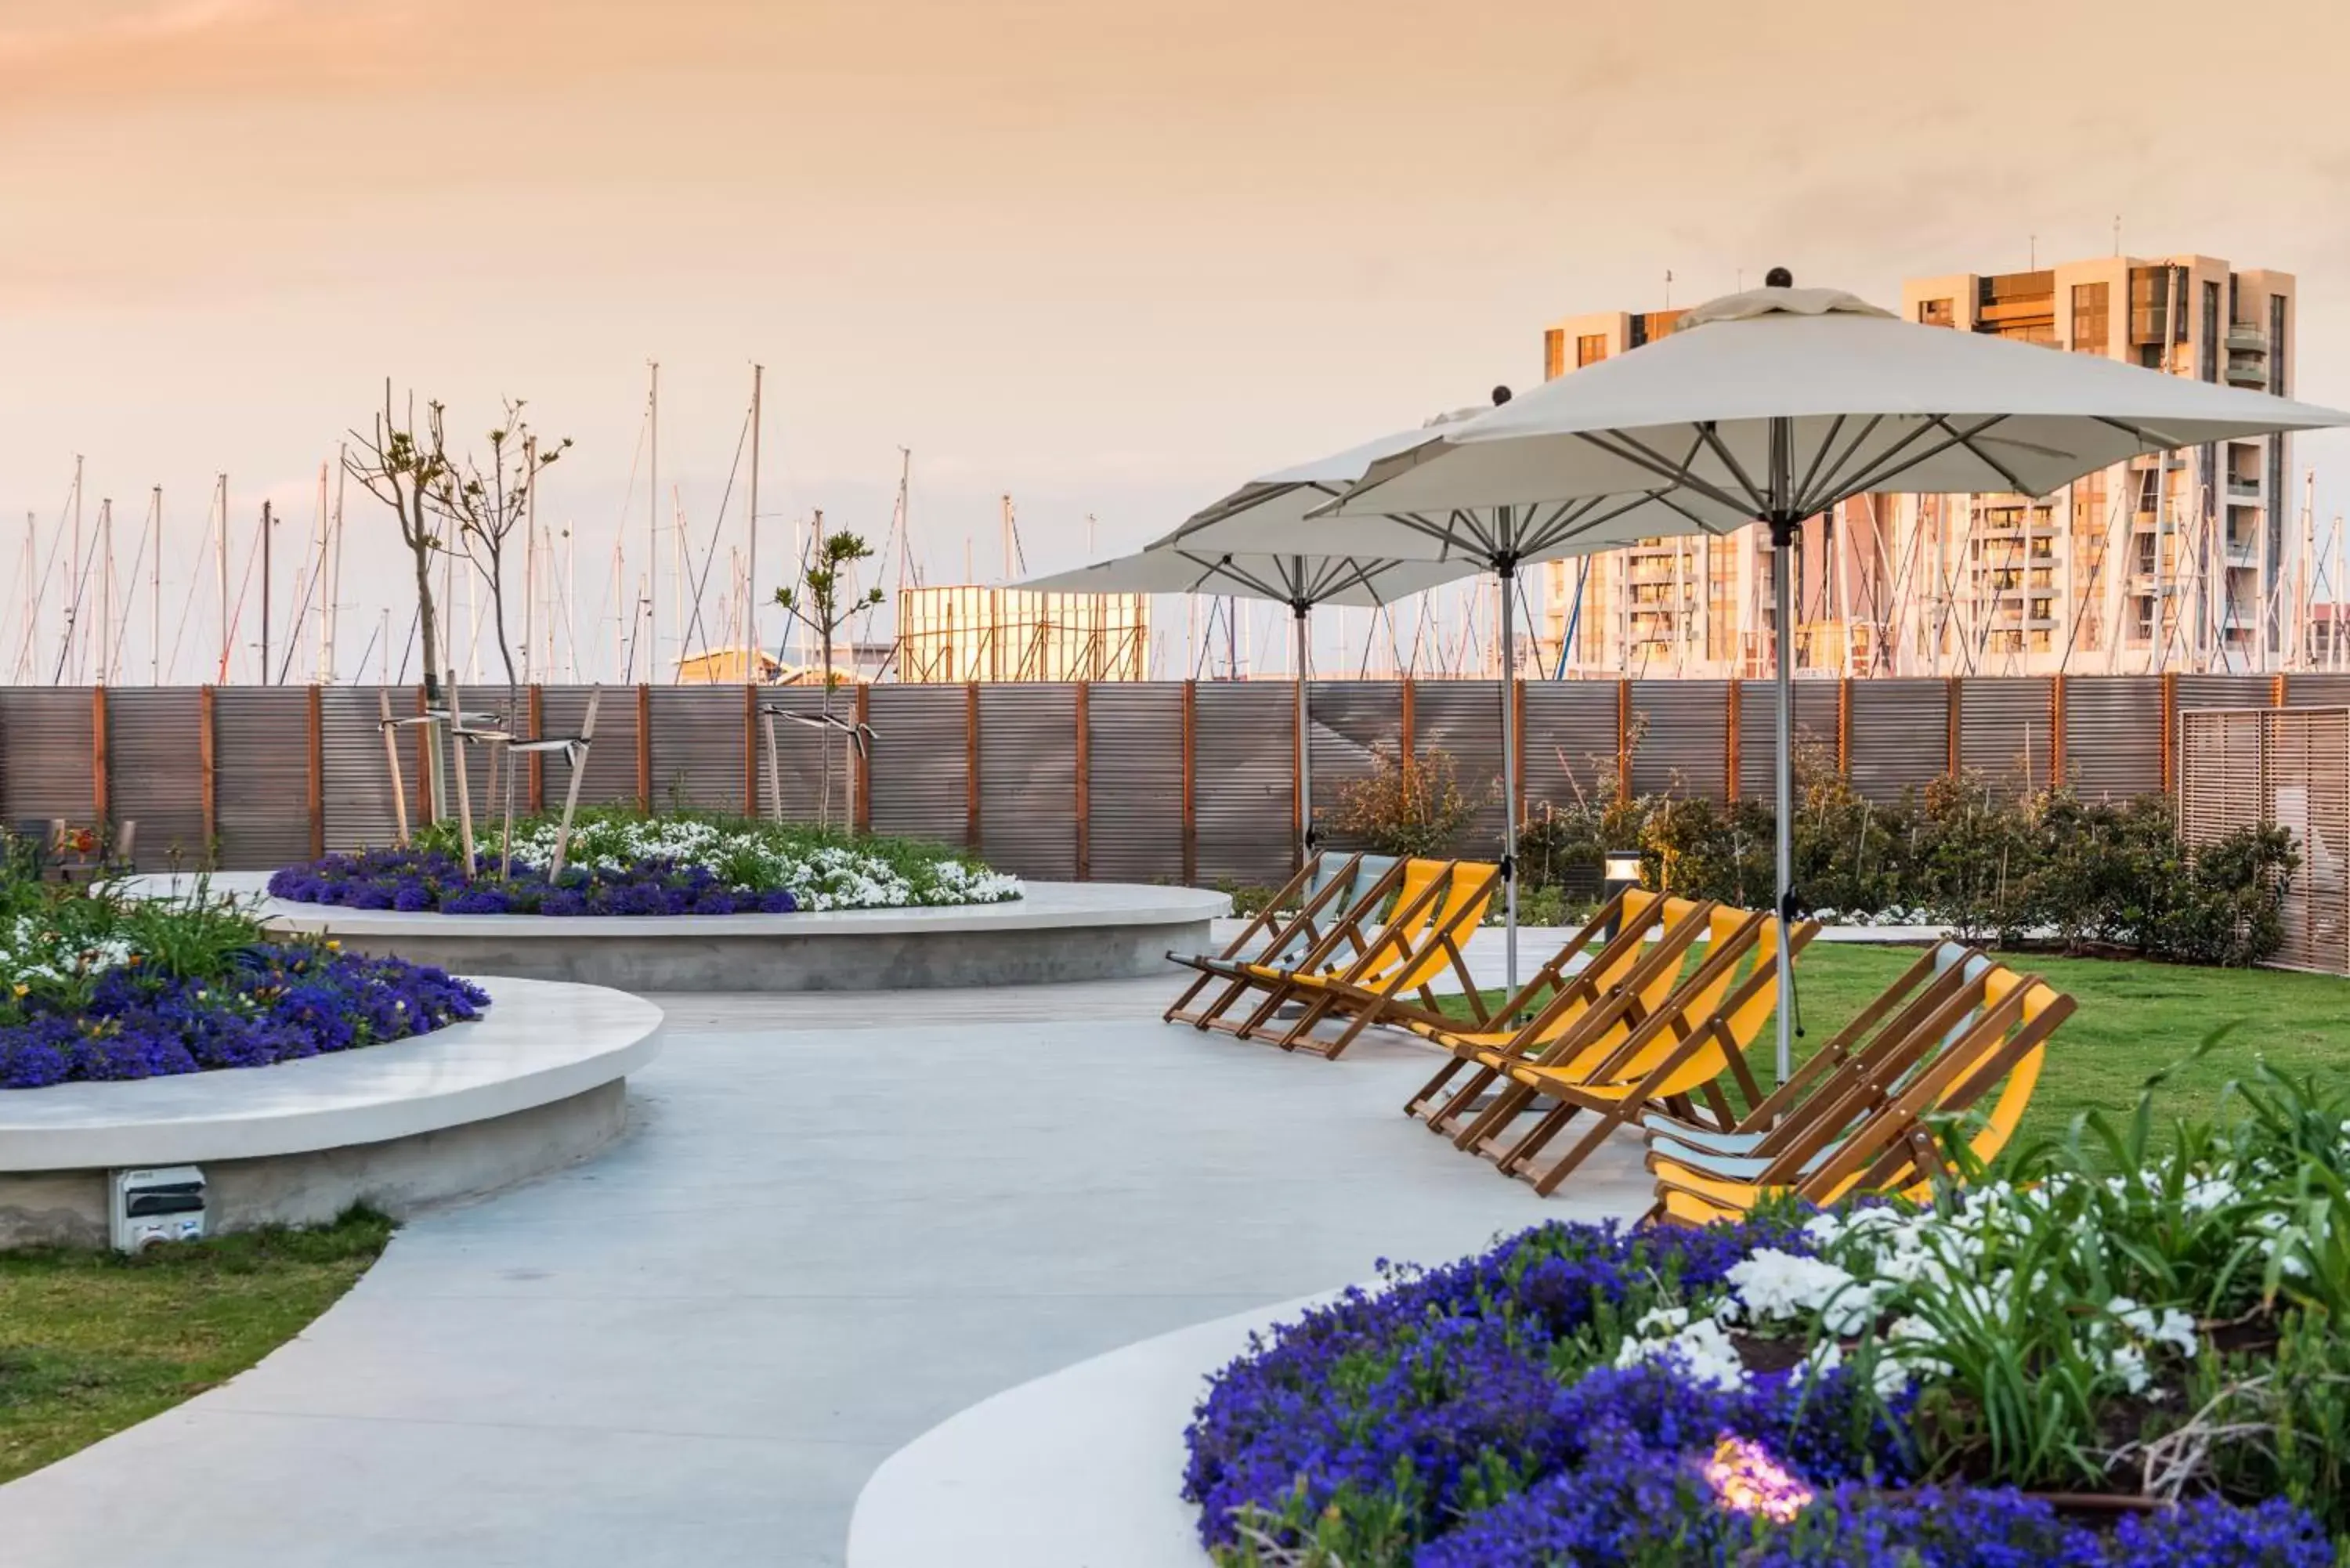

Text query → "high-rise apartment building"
[1534,309,1889,678]
[1532,255,2300,677]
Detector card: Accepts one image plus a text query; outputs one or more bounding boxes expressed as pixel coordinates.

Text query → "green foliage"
[1516,754,2295,967]
[0,1207,392,1483]
[1329,747,1488,861]
[0,835,266,1022]
[1852,1061,2350,1534]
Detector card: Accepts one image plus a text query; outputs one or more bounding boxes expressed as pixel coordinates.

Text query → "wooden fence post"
[1724,681,1741,802]
[634,684,653,811]
[526,685,545,813]
[1511,677,1527,829]
[1074,681,1091,880]
[2159,672,2179,794]
[1615,678,1632,800]
[306,684,324,858]
[2272,673,2289,709]
[2048,674,2067,789]
[854,683,873,833]
[198,685,219,862]
[1181,679,1197,886]
[1945,677,1963,776]
[1399,676,1416,759]
[742,684,759,816]
[90,686,110,829]
[1836,678,1853,776]
[965,681,982,853]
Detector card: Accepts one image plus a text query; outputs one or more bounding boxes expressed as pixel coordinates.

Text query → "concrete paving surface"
[0,972,1646,1567]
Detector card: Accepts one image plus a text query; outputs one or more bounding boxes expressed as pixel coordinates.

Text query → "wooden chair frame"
[1239,862,1502,1058]
[1171,856,1414,1034]
[1483,914,1820,1196]
[1164,851,1366,1024]
[1410,902,1730,1147]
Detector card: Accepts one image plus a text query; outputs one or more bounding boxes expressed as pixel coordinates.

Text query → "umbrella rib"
[1520,497,1611,555]
[2090,414,2191,453]
[1574,428,1757,517]
[1817,415,2005,509]
[1690,424,1771,512]
[1936,416,2038,498]
[1794,414,1849,508]
[1175,549,1287,602]
[1799,414,1888,513]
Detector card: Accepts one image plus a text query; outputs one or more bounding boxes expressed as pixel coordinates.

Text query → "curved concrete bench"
[126,875,1227,992]
[846,1294,1329,1568]
[0,977,663,1248]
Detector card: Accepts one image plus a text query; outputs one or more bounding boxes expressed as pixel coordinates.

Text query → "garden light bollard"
[1600,849,1642,941]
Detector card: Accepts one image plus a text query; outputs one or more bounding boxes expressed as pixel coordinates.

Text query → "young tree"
[424,403,569,873]
[345,385,456,816]
[773,530,884,829]
[425,402,570,689]
[344,384,454,703]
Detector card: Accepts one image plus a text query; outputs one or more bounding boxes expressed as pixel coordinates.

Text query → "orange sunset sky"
[5,0,2350,678]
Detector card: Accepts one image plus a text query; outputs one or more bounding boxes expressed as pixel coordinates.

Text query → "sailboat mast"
[646,360,660,687]
[747,363,763,674]
[216,474,231,682]
[259,499,273,685]
[150,488,162,685]
[522,435,537,685]
[96,497,113,685]
[325,451,346,683]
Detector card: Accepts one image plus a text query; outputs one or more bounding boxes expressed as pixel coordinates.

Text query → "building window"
[1576,334,1608,368]
[1544,329,1565,381]
[2270,294,2287,396]
[2200,280,2220,382]
[2070,282,2110,355]
[1918,298,1954,328]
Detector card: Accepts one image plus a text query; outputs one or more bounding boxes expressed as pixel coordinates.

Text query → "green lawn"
[0,1209,392,1484]
[1456,944,2350,1147]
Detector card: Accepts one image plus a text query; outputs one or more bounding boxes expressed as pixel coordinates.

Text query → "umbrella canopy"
[1320,283,2347,537]
[1303,273,2350,1086]
[1018,545,1464,609]
[1020,449,1477,863]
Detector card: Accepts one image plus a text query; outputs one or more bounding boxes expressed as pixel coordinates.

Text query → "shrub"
[1328,747,1488,861]
[1509,760,2294,967]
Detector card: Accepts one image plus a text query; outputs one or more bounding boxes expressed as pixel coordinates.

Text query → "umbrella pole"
[1498,559,1519,996]
[1293,602,1313,867]
[1770,510,1797,1089]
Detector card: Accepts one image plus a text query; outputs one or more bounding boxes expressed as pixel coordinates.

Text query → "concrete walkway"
[0,976,1644,1567]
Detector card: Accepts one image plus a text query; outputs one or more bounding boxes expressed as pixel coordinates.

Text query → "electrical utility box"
[109,1165,208,1253]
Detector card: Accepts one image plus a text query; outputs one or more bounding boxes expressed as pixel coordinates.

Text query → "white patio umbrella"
[1303,269,2350,1084]
[1173,409,1718,994]
[1021,535,1470,867]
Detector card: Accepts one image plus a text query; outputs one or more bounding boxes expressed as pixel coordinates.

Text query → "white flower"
[1616,1315,1746,1392]
[1725,1248,1876,1334]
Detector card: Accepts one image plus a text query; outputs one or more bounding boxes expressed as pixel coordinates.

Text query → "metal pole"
[260,500,272,685]
[1292,597,1312,866]
[1772,523,1795,1085]
[1498,556,1520,995]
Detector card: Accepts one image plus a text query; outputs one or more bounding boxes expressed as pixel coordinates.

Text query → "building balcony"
[2227,476,2261,499]
[2227,354,2271,387]
[2227,322,2269,352]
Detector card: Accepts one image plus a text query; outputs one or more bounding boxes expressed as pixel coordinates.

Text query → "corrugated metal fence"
[1,674,2336,886]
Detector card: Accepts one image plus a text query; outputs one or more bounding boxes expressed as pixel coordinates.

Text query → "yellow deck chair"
[1180,856,1431,1036]
[1645,940,1993,1161]
[1410,894,1718,1143]
[1251,860,1502,1058]
[1650,974,2070,1225]
[1480,912,1820,1196]
[1166,852,1379,1026]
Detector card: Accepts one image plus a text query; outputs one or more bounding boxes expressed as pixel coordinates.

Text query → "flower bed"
[0,854,487,1089]
[268,808,1021,916]
[1185,1070,2350,1566]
